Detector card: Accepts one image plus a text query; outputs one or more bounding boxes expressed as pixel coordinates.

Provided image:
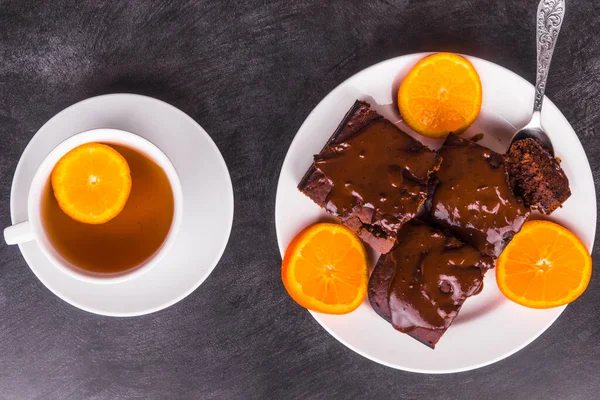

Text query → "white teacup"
[3,128,183,284]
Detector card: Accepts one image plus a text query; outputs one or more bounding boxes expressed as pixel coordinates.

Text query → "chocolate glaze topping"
[375,222,492,342]
[314,119,440,234]
[430,134,530,257]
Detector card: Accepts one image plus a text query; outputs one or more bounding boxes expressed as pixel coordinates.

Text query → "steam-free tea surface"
[42,144,174,274]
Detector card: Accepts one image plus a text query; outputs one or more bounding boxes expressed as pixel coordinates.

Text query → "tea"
[41,144,175,275]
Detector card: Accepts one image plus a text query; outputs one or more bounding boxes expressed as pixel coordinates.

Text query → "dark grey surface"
[0,0,599,399]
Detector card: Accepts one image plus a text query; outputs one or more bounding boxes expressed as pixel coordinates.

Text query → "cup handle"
[4,221,34,245]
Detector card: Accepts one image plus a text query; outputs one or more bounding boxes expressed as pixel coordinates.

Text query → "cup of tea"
[3,128,183,284]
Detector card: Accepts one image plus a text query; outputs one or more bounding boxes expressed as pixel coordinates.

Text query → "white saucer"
[275,54,596,373]
[10,94,234,316]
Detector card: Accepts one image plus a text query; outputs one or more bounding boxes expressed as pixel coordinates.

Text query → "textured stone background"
[1,1,599,399]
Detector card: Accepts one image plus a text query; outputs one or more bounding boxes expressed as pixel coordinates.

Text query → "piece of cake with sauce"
[428,133,530,257]
[368,221,493,348]
[298,101,442,253]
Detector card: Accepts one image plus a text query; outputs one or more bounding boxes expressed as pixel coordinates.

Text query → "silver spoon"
[509,0,566,156]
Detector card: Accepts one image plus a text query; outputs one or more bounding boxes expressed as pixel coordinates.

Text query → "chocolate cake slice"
[506,138,571,214]
[368,221,493,348]
[298,101,442,253]
[428,133,530,257]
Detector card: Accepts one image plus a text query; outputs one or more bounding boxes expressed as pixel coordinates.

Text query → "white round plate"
[275,53,596,373]
[10,94,234,316]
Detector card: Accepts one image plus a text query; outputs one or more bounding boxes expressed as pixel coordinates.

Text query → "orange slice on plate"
[398,52,482,138]
[496,220,592,309]
[51,143,132,224]
[282,223,368,314]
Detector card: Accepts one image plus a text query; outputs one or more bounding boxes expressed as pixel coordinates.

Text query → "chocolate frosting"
[314,119,440,234]
[430,134,530,257]
[383,222,492,335]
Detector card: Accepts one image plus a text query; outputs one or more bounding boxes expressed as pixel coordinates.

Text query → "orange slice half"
[282,223,368,314]
[51,143,132,224]
[496,220,592,308]
[398,52,482,138]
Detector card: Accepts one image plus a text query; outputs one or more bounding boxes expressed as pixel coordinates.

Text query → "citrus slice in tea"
[51,143,132,224]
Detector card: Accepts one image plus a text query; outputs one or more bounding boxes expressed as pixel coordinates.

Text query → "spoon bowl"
[511,111,554,156]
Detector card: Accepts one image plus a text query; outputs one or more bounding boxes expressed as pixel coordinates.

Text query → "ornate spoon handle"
[534,0,566,112]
